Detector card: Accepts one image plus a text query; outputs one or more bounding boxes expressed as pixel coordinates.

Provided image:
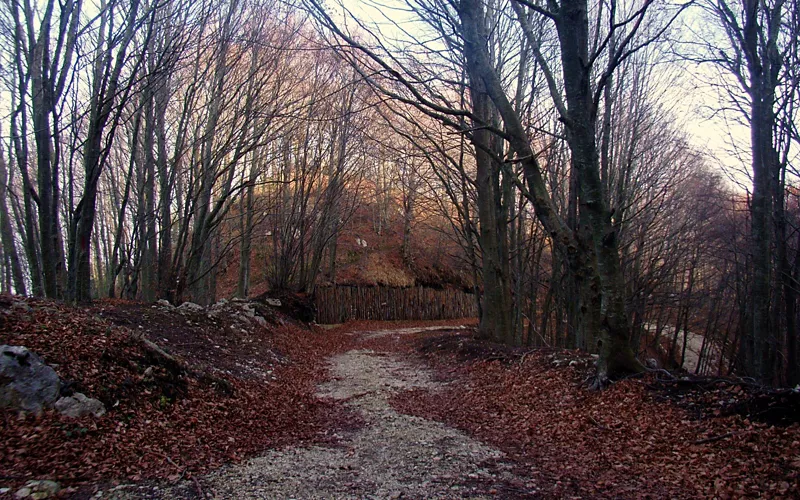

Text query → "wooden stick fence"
[314,285,478,324]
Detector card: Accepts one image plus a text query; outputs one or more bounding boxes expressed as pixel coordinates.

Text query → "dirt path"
[643,323,718,372]
[133,325,529,499]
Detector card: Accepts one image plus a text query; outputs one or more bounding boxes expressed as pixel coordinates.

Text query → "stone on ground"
[0,345,60,414]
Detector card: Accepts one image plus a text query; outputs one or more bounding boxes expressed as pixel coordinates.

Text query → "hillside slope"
[0,295,352,494]
[217,200,474,298]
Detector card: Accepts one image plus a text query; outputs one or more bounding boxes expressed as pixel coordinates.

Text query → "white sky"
[334,0,757,190]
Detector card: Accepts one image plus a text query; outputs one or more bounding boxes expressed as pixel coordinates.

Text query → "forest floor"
[2,299,800,499]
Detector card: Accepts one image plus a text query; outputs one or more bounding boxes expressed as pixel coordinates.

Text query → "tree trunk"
[458,1,513,343]
[744,0,781,381]
[156,73,173,302]
[141,81,158,302]
[31,2,63,299]
[237,161,257,298]
[553,0,642,380]
[459,0,642,381]
[0,148,26,295]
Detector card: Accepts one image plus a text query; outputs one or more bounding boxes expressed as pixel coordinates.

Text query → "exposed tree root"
[583,373,610,391]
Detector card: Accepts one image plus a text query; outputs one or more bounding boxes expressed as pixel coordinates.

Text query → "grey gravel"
[103,328,532,499]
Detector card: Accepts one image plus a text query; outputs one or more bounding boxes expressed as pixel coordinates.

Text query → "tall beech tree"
[306,0,686,383]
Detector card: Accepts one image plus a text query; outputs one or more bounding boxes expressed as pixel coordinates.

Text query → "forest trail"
[129,325,531,500]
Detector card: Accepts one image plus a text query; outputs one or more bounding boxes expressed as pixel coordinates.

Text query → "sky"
[332,0,758,190]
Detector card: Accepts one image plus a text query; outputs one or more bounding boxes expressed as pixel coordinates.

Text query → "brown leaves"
[0,297,355,488]
[389,332,800,499]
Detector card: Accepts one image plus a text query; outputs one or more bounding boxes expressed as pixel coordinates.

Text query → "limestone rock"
[14,480,60,499]
[177,302,204,314]
[55,392,106,418]
[264,298,281,307]
[141,366,155,382]
[0,345,60,414]
[11,301,32,313]
[156,299,175,310]
[242,303,257,317]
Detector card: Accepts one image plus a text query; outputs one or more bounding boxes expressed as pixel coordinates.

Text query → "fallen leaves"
[388,331,800,499]
[0,296,354,489]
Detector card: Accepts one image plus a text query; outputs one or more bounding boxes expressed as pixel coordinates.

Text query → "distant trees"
[0,143,25,294]
[687,0,800,384]
[262,58,368,293]
[0,0,383,306]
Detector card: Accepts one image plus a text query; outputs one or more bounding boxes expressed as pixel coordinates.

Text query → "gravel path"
[104,326,529,499]
[115,326,524,499]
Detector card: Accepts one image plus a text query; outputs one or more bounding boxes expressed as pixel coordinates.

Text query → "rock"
[156,299,175,310]
[646,358,659,369]
[0,345,61,414]
[141,366,155,382]
[177,302,204,313]
[55,392,106,418]
[11,301,33,313]
[242,304,257,317]
[15,481,60,499]
[264,298,281,307]
[209,300,228,314]
[14,487,31,498]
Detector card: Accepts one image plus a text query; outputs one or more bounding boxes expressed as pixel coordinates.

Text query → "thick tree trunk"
[473,91,512,341]
[31,13,64,299]
[786,225,800,385]
[69,184,99,303]
[459,0,642,381]
[458,1,513,343]
[743,0,781,381]
[748,102,774,380]
[554,0,642,381]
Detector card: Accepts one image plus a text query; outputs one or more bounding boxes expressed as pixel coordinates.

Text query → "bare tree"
[0,138,26,294]
[687,0,800,383]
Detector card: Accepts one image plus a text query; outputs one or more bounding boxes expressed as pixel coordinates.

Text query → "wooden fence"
[314,285,478,324]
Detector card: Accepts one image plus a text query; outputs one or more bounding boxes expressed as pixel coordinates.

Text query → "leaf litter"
[3,303,799,499]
